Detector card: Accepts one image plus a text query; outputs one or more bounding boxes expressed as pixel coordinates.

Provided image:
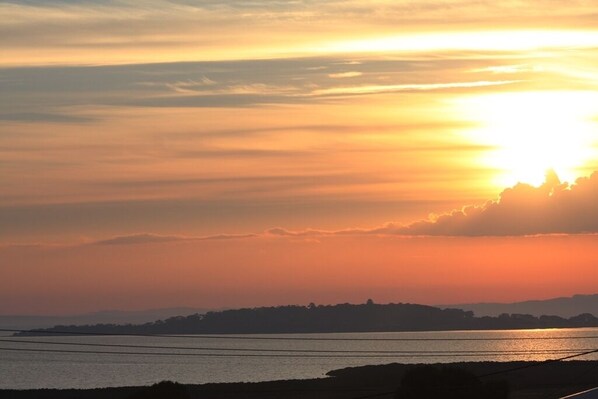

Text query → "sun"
[457,91,598,187]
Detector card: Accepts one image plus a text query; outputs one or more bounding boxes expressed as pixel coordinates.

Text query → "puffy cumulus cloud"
[262,171,598,237]
[400,170,598,236]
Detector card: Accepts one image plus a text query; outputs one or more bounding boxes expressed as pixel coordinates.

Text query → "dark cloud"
[0,194,452,243]
[265,227,327,237]
[0,0,113,4]
[94,232,255,245]
[127,93,309,108]
[0,54,529,116]
[95,233,186,245]
[0,0,314,9]
[200,233,257,240]
[0,112,94,123]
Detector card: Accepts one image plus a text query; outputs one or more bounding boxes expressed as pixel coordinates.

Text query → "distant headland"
[13,301,598,336]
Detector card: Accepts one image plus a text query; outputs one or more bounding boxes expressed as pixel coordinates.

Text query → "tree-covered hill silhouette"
[15,301,598,336]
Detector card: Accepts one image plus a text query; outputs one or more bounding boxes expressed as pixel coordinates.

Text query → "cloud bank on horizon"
[260,170,598,237]
[93,170,598,244]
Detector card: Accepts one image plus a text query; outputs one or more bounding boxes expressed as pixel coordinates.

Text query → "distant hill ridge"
[0,307,208,330]
[14,301,598,336]
[441,294,598,318]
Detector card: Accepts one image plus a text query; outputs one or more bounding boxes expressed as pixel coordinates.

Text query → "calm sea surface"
[1,328,597,389]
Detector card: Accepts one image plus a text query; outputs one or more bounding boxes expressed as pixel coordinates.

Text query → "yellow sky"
[2,1,598,65]
[2,0,598,312]
[2,0,598,242]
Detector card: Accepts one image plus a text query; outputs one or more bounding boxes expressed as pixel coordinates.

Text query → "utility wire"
[551,360,598,399]
[477,348,598,378]
[2,328,597,341]
[1,340,596,398]
[0,338,591,355]
[0,347,422,358]
[350,348,598,399]
[4,346,595,359]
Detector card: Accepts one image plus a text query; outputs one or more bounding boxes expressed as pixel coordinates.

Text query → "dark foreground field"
[2,361,597,399]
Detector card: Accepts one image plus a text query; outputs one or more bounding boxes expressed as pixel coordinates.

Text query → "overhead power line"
[1,337,596,399]
[0,338,593,355]
[349,348,598,399]
[4,346,596,359]
[477,348,598,378]
[2,328,597,341]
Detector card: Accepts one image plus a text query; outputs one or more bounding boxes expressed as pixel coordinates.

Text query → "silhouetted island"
[14,301,598,336]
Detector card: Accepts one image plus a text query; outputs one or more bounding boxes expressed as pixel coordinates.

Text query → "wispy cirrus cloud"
[4,0,598,66]
[312,80,521,96]
[0,54,537,120]
[328,71,363,78]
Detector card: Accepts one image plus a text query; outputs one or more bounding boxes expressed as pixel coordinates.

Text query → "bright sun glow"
[316,30,598,55]
[457,91,598,187]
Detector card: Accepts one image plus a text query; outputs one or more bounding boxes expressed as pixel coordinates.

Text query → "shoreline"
[10,324,598,338]
[2,361,597,399]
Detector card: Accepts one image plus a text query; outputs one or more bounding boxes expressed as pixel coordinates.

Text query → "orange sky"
[2,0,598,314]
[2,234,598,315]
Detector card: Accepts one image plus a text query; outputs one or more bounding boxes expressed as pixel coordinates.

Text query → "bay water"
[1,328,597,390]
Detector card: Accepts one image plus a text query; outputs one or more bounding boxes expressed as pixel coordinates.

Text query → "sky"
[2,0,598,315]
